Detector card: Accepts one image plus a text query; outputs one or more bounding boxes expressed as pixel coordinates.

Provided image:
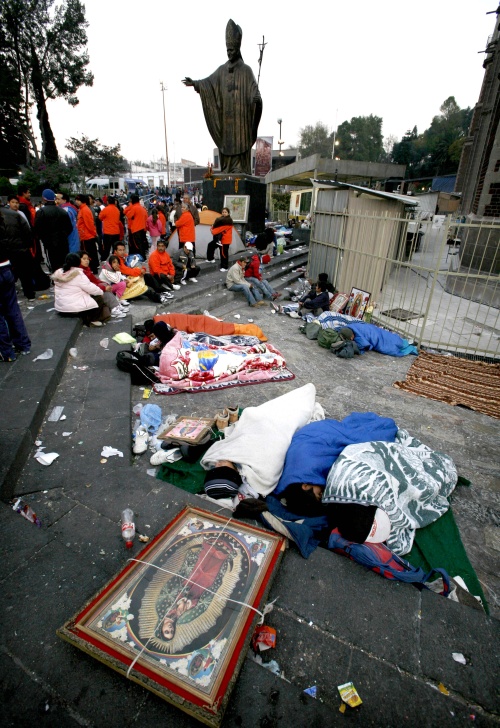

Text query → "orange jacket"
[99,204,121,235]
[124,202,148,233]
[158,210,167,232]
[211,223,233,245]
[176,210,195,243]
[77,203,97,241]
[117,256,143,277]
[148,249,175,277]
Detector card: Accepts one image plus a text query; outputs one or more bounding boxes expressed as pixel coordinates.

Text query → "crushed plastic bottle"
[12,497,41,527]
[121,508,135,549]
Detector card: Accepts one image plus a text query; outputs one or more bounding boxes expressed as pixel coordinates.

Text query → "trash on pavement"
[252,625,277,652]
[143,387,152,399]
[132,403,143,416]
[121,508,135,548]
[249,652,281,676]
[62,432,72,437]
[248,318,254,323]
[69,348,78,358]
[140,404,162,433]
[60,414,67,420]
[100,338,109,349]
[338,682,362,708]
[101,446,124,458]
[34,451,59,466]
[138,533,150,543]
[33,348,53,361]
[47,406,64,422]
[452,653,467,665]
[12,497,41,527]
[303,686,317,699]
[112,332,137,345]
[233,314,240,319]
[438,683,450,695]
[73,365,89,370]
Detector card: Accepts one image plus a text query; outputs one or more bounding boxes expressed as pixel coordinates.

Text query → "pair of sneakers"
[111,305,127,319]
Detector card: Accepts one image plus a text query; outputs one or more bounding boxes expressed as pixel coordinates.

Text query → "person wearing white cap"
[171,241,201,285]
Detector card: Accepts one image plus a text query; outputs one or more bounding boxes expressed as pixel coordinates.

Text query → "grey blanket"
[322,429,457,555]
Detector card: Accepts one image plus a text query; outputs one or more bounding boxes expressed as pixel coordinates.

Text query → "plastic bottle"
[121,508,135,548]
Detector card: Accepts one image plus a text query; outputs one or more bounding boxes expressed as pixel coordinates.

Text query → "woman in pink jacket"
[146,208,165,253]
[52,253,111,327]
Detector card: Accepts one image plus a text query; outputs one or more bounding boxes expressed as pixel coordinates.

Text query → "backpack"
[328,528,451,595]
[317,328,342,349]
[116,351,160,386]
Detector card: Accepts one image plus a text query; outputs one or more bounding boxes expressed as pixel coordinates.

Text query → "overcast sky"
[45,0,494,167]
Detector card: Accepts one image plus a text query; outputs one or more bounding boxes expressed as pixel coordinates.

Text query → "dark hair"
[17,184,29,195]
[318,273,329,282]
[152,321,176,345]
[75,194,89,205]
[62,253,82,272]
[334,503,378,543]
[150,207,158,222]
[112,241,125,252]
[316,281,327,292]
[282,482,326,518]
[131,194,139,204]
[108,254,120,266]
[77,250,89,259]
[7,194,19,202]
[107,196,115,205]
[57,191,70,202]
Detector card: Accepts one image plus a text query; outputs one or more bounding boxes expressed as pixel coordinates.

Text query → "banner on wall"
[254,136,273,177]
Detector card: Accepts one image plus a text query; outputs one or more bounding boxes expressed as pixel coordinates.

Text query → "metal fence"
[308,206,500,358]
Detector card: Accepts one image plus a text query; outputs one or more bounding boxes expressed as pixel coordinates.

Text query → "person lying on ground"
[226,256,267,307]
[148,240,181,291]
[52,252,110,327]
[78,250,127,319]
[171,242,200,285]
[112,242,165,303]
[207,207,233,271]
[244,253,281,301]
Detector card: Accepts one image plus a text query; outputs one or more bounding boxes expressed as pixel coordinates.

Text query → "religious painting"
[345,287,371,319]
[158,417,215,445]
[254,137,273,177]
[57,506,285,727]
[223,195,250,223]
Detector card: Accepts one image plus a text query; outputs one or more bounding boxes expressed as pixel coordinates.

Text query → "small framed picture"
[57,506,285,727]
[346,287,371,319]
[158,417,214,445]
[223,195,250,223]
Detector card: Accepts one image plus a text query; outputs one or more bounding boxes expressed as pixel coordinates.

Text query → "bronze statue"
[183,19,262,175]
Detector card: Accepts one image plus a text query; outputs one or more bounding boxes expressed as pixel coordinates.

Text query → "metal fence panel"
[309,205,500,358]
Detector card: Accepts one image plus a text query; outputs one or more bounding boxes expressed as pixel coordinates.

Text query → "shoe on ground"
[111,310,127,318]
[133,425,150,454]
[220,268,228,272]
[289,311,300,318]
[181,279,187,285]
[255,300,267,307]
[161,291,174,298]
[119,300,130,307]
[150,449,174,466]
[172,284,181,290]
[189,278,198,283]
[271,302,282,314]
[206,259,215,263]
[90,320,103,327]
[272,292,282,300]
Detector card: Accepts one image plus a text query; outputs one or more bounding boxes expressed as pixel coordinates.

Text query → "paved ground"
[1,249,499,726]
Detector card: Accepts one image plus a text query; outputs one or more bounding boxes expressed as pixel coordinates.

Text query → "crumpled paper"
[101,446,124,458]
[34,451,59,466]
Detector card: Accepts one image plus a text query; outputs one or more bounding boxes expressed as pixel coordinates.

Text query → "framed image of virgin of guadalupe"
[57,506,285,727]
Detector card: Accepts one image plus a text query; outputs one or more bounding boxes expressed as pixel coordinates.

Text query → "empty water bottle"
[121,508,135,549]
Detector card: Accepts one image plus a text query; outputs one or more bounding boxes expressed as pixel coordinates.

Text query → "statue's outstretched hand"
[182,77,194,87]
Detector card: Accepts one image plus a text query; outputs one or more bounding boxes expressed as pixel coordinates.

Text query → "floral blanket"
[154,331,294,394]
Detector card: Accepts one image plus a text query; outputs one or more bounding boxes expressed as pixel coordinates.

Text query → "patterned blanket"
[322,429,457,555]
[154,331,294,395]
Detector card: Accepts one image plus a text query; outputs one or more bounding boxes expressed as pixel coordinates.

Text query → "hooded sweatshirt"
[52,267,101,312]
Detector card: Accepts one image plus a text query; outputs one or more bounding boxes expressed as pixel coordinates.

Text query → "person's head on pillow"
[282,482,325,517]
[152,321,176,345]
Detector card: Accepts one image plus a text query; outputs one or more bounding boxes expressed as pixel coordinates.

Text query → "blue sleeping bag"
[274,413,398,495]
[348,322,417,357]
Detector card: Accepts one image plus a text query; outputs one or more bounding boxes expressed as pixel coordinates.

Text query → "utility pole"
[160,82,170,187]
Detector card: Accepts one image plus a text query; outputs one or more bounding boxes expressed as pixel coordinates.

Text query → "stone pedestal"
[202,174,266,237]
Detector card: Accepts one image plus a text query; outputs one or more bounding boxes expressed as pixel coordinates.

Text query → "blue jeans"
[0,265,31,358]
[246,277,274,299]
[229,283,262,306]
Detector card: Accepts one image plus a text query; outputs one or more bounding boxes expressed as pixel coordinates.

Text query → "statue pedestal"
[202,175,266,238]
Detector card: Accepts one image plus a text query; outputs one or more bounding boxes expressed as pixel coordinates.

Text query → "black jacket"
[0,208,33,261]
[34,202,73,249]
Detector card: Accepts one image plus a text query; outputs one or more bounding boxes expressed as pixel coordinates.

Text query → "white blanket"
[201,383,324,497]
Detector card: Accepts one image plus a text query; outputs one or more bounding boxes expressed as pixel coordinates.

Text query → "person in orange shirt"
[208,207,233,271]
[175,202,196,253]
[124,195,148,259]
[112,242,168,304]
[148,240,181,291]
[99,196,121,260]
[75,194,99,273]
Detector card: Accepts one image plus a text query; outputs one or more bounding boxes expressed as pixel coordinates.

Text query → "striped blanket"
[322,429,457,555]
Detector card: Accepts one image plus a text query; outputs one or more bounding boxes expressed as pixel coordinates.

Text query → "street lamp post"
[277,118,284,156]
[160,82,170,187]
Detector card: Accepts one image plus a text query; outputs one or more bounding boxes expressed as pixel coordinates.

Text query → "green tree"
[1,0,93,163]
[336,115,384,162]
[66,136,128,187]
[298,122,332,158]
[271,192,291,211]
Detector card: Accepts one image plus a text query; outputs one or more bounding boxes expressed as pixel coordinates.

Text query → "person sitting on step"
[226,256,267,307]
